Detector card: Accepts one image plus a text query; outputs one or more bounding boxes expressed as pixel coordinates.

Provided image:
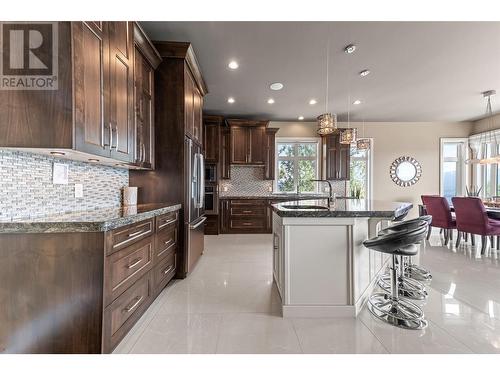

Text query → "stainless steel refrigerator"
[185,138,206,272]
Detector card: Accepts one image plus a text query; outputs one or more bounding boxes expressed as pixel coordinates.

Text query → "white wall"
[271,121,473,217]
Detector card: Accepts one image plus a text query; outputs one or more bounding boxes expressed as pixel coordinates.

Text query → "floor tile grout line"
[213,313,225,354]
[357,314,392,354]
[425,316,478,354]
[289,319,305,354]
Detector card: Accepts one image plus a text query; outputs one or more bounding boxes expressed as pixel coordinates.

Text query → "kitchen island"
[271,198,413,318]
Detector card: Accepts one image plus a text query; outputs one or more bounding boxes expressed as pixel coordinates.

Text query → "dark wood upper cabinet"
[221,126,231,179]
[230,125,249,164]
[72,21,110,158]
[227,119,269,165]
[108,22,135,163]
[264,128,279,180]
[203,115,223,163]
[133,23,161,169]
[325,132,351,180]
[0,21,158,169]
[184,68,204,146]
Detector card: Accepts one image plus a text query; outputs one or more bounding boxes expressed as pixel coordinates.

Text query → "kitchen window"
[440,138,467,202]
[275,138,320,193]
[350,145,372,199]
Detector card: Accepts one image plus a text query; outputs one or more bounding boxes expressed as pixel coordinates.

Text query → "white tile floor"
[113,232,500,354]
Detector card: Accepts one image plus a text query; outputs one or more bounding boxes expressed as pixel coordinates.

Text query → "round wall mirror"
[390,156,422,187]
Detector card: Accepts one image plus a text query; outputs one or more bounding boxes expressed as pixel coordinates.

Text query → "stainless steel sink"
[282,204,329,210]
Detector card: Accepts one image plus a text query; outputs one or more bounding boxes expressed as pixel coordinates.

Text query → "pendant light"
[317,38,337,136]
[340,94,357,144]
[478,90,498,164]
[356,117,370,150]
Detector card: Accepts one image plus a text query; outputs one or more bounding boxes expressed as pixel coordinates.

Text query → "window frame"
[439,138,467,199]
[274,137,321,194]
[349,141,373,200]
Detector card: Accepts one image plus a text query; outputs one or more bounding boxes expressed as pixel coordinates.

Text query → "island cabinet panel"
[0,21,159,170]
[325,132,350,180]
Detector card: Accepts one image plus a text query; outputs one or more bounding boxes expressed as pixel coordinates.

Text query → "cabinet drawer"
[230,206,267,216]
[156,211,178,232]
[103,272,153,353]
[155,223,177,263]
[108,218,154,254]
[104,236,153,306]
[230,217,267,230]
[153,251,176,293]
[230,199,267,206]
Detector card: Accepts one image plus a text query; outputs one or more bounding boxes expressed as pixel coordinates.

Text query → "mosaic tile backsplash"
[0,150,129,219]
[220,166,273,196]
[219,165,346,197]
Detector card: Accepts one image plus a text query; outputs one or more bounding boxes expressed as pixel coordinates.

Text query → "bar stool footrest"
[368,292,428,330]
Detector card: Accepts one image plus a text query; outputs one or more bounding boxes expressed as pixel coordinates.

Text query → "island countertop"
[272,198,413,219]
[0,203,182,233]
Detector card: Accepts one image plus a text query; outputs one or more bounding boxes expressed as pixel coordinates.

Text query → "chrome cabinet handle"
[128,230,145,238]
[164,238,174,246]
[141,143,146,163]
[110,122,117,149]
[242,210,252,213]
[162,265,174,275]
[158,218,177,229]
[126,258,142,269]
[123,296,143,313]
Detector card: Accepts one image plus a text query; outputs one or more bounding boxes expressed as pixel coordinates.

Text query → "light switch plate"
[75,184,83,198]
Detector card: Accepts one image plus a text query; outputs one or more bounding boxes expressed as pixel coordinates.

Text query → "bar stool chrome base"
[368,292,428,330]
[405,264,433,282]
[377,273,429,300]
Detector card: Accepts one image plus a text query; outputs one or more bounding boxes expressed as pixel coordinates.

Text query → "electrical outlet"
[75,184,83,198]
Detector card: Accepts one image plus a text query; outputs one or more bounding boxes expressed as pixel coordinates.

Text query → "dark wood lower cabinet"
[204,214,220,235]
[220,199,272,234]
[0,209,179,354]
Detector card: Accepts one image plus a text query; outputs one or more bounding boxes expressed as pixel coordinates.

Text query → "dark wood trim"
[133,23,162,69]
[226,119,269,128]
[153,41,208,96]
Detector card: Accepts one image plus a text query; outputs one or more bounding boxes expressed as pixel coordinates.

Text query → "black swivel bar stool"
[380,216,433,283]
[363,220,429,330]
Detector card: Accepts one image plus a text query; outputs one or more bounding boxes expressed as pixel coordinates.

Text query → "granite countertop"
[0,203,182,233]
[272,199,413,218]
[219,193,331,200]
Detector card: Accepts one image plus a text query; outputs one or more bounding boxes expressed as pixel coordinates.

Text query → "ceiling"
[141,21,500,122]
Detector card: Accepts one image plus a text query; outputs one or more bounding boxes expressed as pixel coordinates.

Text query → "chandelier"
[356,118,370,150]
[340,95,357,144]
[466,90,497,164]
[317,39,337,136]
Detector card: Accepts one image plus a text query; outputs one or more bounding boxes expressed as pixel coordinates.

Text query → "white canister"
[123,187,138,206]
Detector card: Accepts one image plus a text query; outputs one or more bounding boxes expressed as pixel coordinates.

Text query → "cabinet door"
[248,126,265,164]
[338,143,351,180]
[204,122,219,163]
[109,21,134,162]
[134,47,154,169]
[184,69,195,138]
[73,22,110,158]
[230,126,248,164]
[221,127,231,179]
[325,134,339,180]
[193,88,203,144]
[220,200,230,233]
[264,129,277,180]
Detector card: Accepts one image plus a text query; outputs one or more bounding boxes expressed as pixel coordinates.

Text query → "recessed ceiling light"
[228,61,239,70]
[344,44,356,54]
[353,100,362,105]
[50,151,66,156]
[88,158,100,163]
[309,99,317,105]
[267,98,275,104]
[298,116,304,120]
[227,97,235,104]
[359,69,370,77]
[270,82,284,91]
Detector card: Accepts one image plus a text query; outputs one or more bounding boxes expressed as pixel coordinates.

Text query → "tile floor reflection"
[113,232,500,354]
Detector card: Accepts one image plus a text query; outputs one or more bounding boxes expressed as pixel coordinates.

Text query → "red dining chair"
[452,197,500,254]
[421,195,456,244]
